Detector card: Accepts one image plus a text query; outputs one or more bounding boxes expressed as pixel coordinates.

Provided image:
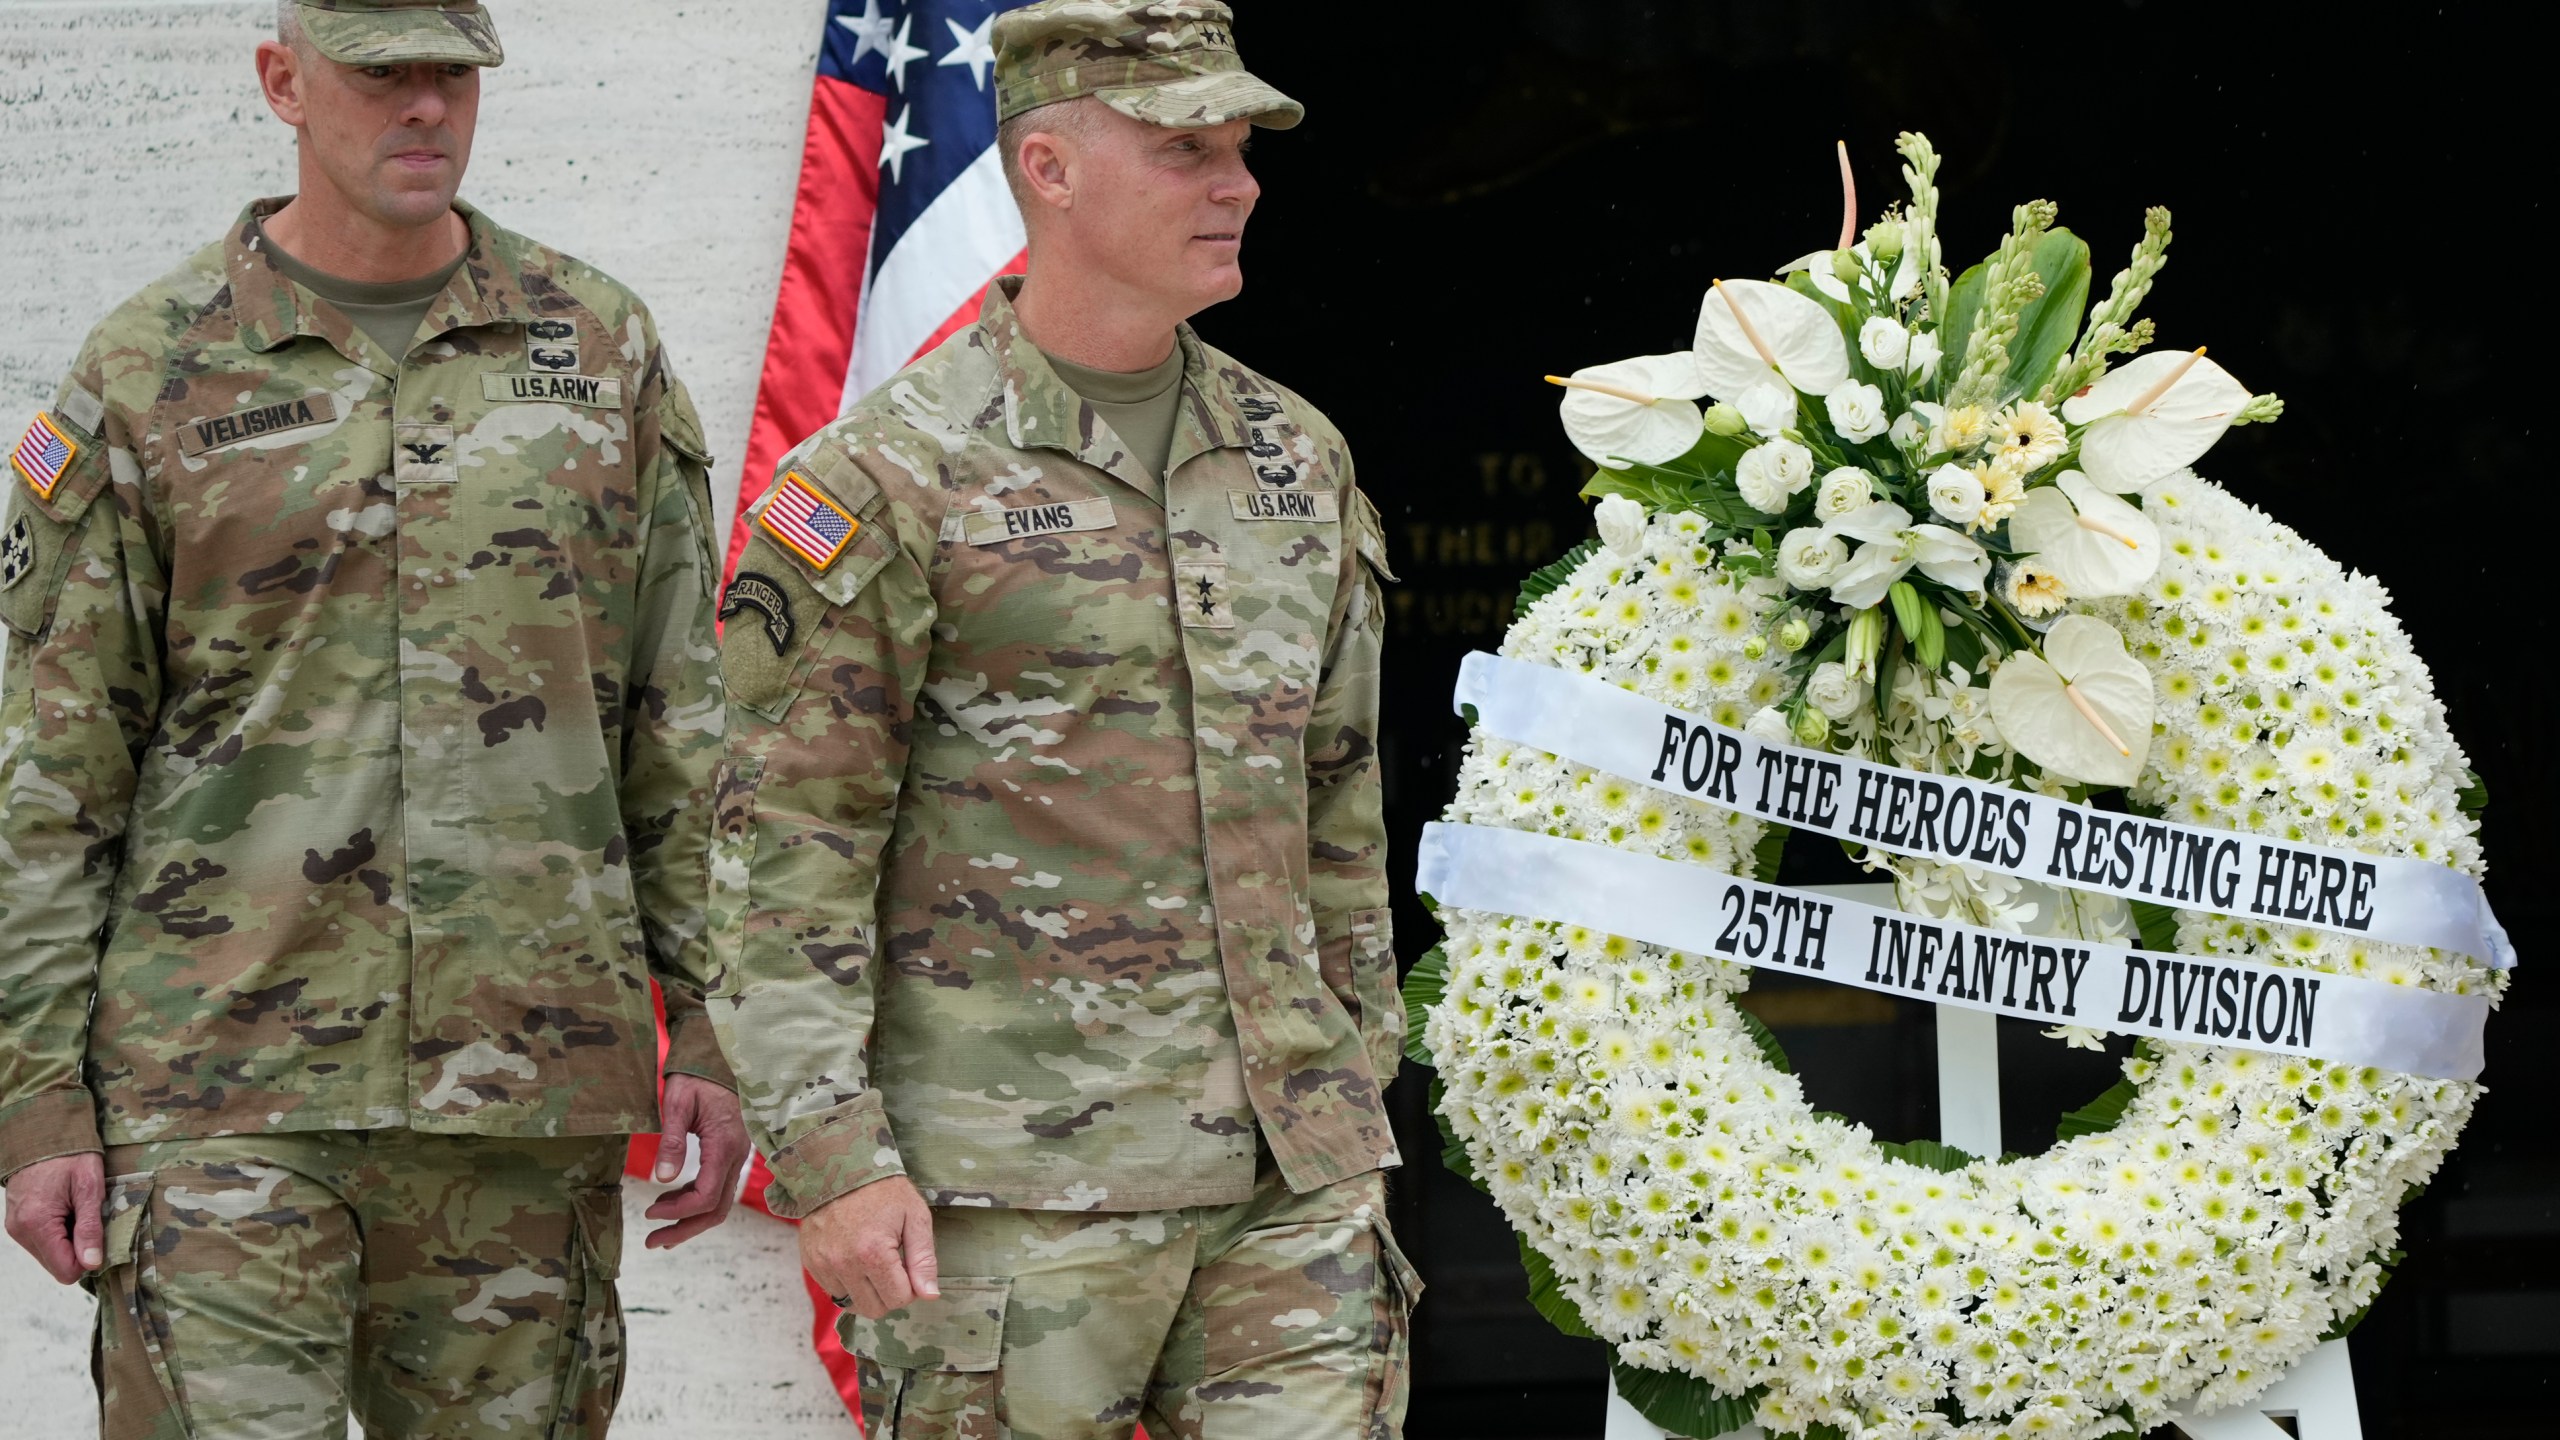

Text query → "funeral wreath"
[1405,133,2511,1440]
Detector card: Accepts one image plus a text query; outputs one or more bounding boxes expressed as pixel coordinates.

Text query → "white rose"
[1906,331,1943,378]
[1824,381,1889,442]
[1735,381,1797,438]
[1926,463,1986,526]
[1815,466,1873,521]
[1776,526,1849,589]
[1806,660,1866,720]
[1858,316,1909,371]
[1594,493,1648,557]
[1744,706,1793,745]
[1889,409,1929,451]
[1735,439,1814,513]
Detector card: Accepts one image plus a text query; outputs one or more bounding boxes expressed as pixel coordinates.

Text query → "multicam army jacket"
[711,279,1401,1216]
[0,200,729,1179]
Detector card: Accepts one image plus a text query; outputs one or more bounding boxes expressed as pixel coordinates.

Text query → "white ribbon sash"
[1455,652,2514,971]
[1419,823,2490,1080]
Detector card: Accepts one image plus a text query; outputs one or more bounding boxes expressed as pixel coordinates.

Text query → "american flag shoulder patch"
[11,413,79,503]
[758,469,860,572]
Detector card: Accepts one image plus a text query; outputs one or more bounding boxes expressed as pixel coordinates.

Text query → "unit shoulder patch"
[960,497,1118,547]
[759,470,861,572]
[1,514,33,592]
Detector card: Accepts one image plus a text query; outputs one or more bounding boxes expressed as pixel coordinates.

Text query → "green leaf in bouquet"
[1518,1235,1601,1340]
[2001,228,2093,403]
[1517,538,1602,615]
[2055,1075,2140,1141]
[1938,259,1989,397]
[1609,1358,1766,1439]
[1734,1003,1792,1074]
[2130,897,2181,952]
[1401,946,1450,1068]
[1752,822,1792,883]
[1877,1137,1979,1173]
[2458,766,2488,817]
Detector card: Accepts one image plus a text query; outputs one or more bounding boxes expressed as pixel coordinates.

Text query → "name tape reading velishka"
[1418,823,2489,1080]
[1454,652,2514,972]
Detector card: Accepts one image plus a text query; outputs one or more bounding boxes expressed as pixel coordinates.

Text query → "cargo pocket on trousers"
[846,1278,1010,1440]
[548,1184,628,1440]
[1367,1219,1422,1432]
[90,1172,189,1440]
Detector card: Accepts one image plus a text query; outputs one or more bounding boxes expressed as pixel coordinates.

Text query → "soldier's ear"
[255,39,310,130]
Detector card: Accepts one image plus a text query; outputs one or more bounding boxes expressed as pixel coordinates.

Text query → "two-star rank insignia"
[759,471,859,572]
[11,413,78,502]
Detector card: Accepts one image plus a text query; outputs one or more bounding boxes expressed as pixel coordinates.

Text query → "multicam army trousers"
[87,1130,628,1440]
[848,1164,1420,1440]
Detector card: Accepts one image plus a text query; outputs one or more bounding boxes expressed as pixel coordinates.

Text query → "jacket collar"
[227,197,542,369]
[978,276,1257,499]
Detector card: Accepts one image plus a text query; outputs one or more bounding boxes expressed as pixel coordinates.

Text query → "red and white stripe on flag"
[726,0,1034,576]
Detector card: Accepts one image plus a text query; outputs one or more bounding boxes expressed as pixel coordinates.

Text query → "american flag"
[726,0,1035,572]
[759,471,859,570]
[11,414,74,500]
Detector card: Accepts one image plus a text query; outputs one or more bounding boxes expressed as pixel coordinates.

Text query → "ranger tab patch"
[720,571,796,656]
[759,470,859,572]
[11,413,77,501]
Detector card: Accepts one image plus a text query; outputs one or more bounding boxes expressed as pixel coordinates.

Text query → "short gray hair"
[276,1,308,50]
[997,98,1103,205]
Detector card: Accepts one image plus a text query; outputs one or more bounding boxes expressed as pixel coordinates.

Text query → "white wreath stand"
[1601,885,2366,1440]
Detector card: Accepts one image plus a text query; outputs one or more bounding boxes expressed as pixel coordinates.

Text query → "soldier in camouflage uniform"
[706,3,1416,1437]
[0,4,746,1435]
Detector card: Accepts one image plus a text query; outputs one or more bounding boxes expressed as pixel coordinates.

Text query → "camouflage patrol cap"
[295,0,505,68]
[995,1,1302,132]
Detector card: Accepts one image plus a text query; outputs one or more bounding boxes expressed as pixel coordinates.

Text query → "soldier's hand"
[642,1074,751,1250]
[801,1175,939,1319]
[3,1152,106,1285]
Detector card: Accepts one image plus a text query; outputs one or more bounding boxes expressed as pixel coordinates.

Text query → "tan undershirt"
[255,218,464,362]
[1044,344,1188,482]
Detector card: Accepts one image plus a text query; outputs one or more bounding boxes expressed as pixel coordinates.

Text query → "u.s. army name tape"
[1418,823,2489,1080]
[1454,652,2514,971]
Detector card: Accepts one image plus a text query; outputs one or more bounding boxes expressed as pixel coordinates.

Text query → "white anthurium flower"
[2007,469,2162,596]
[1693,278,1851,401]
[1553,352,1711,470]
[2061,348,2253,492]
[1593,494,1649,557]
[1987,614,2155,787]
[1823,501,1992,609]
[1781,241,1921,304]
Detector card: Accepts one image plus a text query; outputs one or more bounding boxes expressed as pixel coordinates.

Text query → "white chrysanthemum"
[1424,479,2500,1440]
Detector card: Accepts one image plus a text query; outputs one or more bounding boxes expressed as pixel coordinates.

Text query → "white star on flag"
[881,13,929,92]
[879,104,930,183]
[833,0,893,67]
[939,13,999,90]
